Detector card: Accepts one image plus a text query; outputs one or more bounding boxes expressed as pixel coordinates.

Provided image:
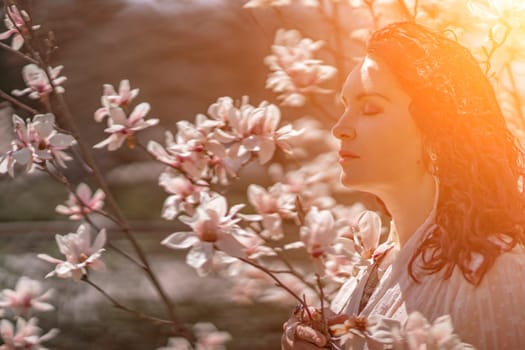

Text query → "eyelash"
[362,101,383,115]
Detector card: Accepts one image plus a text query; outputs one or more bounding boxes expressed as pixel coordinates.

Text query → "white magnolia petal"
[162,232,199,249]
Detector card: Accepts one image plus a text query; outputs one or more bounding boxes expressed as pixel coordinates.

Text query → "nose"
[332,113,356,140]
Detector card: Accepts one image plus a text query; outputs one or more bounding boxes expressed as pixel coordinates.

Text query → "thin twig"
[0,89,39,114]
[237,256,309,307]
[483,22,511,76]
[315,274,329,336]
[0,41,39,64]
[83,277,174,326]
[43,166,147,289]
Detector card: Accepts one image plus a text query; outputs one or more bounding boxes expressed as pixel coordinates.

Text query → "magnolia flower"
[299,206,337,258]
[94,102,159,151]
[0,277,54,316]
[12,64,66,99]
[0,5,40,50]
[247,183,296,217]
[149,114,242,185]
[264,29,336,106]
[212,97,301,164]
[353,211,382,259]
[156,337,193,350]
[148,130,210,181]
[0,318,58,350]
[397,312,472,349]
[157,323,231,350]
[0,114,75,177]
[38,224,106,280]
[159,170,207,219]
[243,0,291,7]
[94,79,140,122]
[243,0,318,8]
[55,183,105,219]
[162,193,246,276]
[193,322,232,350]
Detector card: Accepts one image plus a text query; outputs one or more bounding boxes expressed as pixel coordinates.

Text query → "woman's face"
[332,55,426,192]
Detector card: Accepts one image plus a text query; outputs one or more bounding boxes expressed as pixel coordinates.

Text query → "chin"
[340,172,383,193]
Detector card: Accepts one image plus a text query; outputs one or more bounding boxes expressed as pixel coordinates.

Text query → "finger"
[281,323,297,350]
[282,335,324,350]
[327,313,350,326]
[295,324,327,348]
[293,339,326,350]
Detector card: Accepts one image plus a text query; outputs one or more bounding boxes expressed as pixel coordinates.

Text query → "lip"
[338,150,360,159]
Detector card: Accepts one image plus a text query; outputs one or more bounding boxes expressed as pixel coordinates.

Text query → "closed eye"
[362,101,383,116]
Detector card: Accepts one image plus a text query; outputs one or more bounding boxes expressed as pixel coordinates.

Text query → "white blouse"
[331,188,525,349]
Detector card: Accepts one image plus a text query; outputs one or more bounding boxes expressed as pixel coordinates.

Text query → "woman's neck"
[375,173,437,247]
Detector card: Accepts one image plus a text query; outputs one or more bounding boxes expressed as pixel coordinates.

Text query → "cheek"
[363,114,422,170]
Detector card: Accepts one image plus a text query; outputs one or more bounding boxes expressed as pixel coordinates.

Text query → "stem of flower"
[83,277,175,326]
[0,41,39,64]
[0,89,38,114]
[237,256,311,308]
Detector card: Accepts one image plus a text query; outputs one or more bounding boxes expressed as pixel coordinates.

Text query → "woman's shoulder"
[447,244,525,349]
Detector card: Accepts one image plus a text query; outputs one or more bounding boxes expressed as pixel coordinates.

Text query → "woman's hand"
[281,306,348,350]
[281,312,328,350]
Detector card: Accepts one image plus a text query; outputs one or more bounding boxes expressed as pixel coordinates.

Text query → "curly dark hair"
[366,21,525,285]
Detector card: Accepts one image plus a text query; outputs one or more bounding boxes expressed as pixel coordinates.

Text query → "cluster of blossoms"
[94,79,159,150]
[149,96,301,188]
[0,277,58,350]
[157,322,231,350]
[0,113,75,177]
[55,182,105,220]
[328,312,473,349]
[12,64,67,100]
[264,29,337,106]
[0,4,40,50]
[38,224,106,280]
[0,318,59,350]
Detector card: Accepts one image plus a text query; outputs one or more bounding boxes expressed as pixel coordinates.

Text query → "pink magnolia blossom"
[264,29,336,106]
[156,337,192,350]
[0,5,40,50]
[94,79,140,122]
[12,64,66,99]
[299,206,337,258]
[243,0,318,8]
[0,318,58,350]
[94,102,159,151]
[148,131,208,181]
[353,211,382,259]
[193,322,232,350]
[156,323,231,350]
[242,183,297,240]
[162,193,246,276]
[0,114,75,177]
[38,224,106,280]
[243,0,291,7]
[159,169,208,219]
[55,183,105,219]
[148,119,241,185]
[212,97,301,164]
[0,277,54,316]
[247,183,296,217]
[399,312,469,349]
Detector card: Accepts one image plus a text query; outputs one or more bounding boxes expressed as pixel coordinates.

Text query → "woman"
[282,21,525,349]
